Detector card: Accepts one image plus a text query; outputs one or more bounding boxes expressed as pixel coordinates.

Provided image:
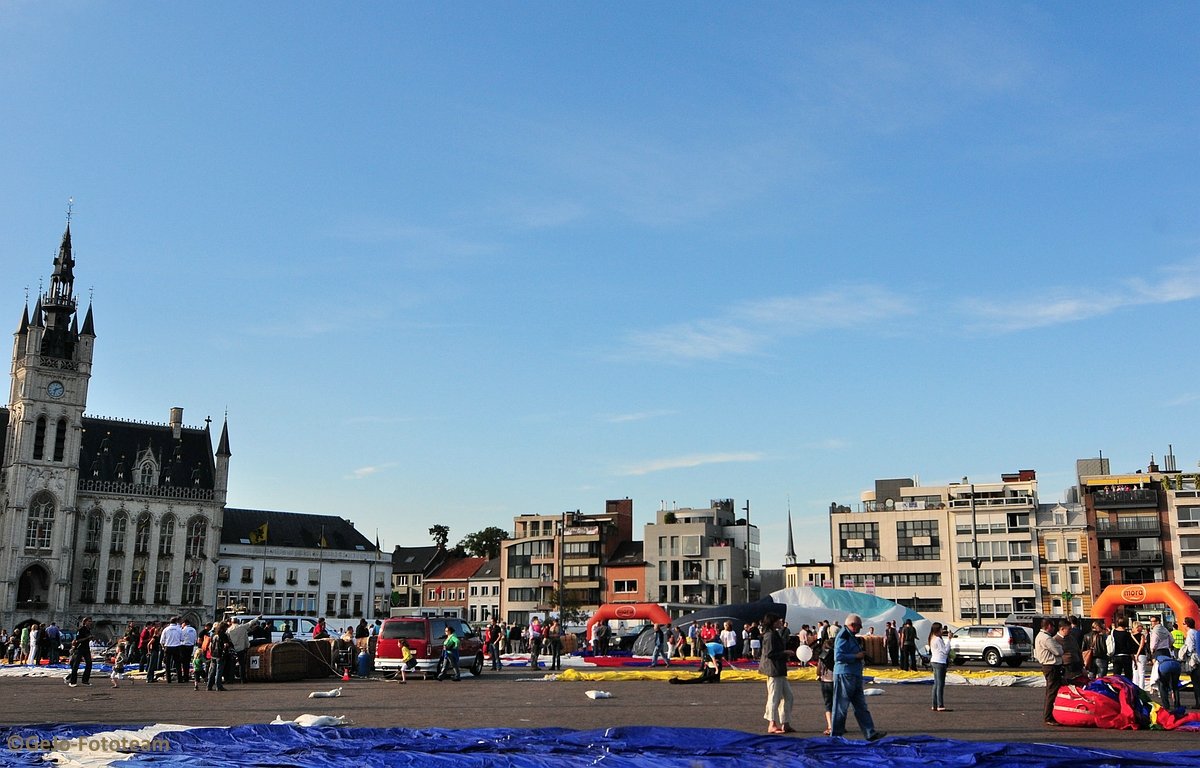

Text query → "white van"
[225,614,319,644]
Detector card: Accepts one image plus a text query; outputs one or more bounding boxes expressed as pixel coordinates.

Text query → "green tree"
[456,526,511,559]
[429,524,450,549]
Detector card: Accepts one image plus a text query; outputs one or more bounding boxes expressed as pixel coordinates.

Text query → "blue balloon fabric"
[0,724,1195,768]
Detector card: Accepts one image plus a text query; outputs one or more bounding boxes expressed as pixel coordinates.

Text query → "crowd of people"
[14,613,381,690]
[1036,614,1200,725]
[18,607,1200,742]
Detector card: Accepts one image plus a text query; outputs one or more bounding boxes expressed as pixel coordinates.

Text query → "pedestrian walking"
[830,613,886,741]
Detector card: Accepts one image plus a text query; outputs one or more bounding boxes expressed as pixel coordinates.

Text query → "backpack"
[1105,632,1116,656]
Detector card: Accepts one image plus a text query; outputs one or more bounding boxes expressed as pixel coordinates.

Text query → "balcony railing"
[1093,489,1158,508]
[1095,517,1160,536]
[1098,549,1164,566]
[949,495,1035,510]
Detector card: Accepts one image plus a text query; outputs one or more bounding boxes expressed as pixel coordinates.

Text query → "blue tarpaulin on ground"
[0,724,1195,768]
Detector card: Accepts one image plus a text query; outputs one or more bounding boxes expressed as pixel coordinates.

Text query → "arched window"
[182,569,204,605]
[129,568,147,604]
[159,515,176,556]
[110,512,127,554]
[24,491,54,549]
[186,518,207,558]
[53,418,67,462]
[139,462,154,486]
[134,514,151,554]
[32,416,46,460]
[84,509,103,552]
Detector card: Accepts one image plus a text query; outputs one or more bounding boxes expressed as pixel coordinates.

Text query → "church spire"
[39,214,80,360]
[784,501,797,565]
[216,416,231,457]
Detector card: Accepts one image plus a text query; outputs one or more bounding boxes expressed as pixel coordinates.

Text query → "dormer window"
[139,462,154,486]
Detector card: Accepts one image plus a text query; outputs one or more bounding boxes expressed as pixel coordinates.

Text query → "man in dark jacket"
[64,617,93,687]
[759,613,793,734]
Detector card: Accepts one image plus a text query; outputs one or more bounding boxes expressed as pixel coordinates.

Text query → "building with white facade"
[468,557,501,624]
[833,473,1040,626]
[216,508,389,626]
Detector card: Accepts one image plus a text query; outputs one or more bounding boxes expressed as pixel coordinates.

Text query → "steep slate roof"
[606,540,645,566]
[427,557,486,581]
[80,415,216,490]
[391,545,446,575]
[222,507,375,552]
[472,557,501,580]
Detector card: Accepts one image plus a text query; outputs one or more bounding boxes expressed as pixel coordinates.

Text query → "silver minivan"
[948,624,1032,667]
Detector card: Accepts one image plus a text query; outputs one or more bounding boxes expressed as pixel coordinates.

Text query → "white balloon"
[797,644,812,663]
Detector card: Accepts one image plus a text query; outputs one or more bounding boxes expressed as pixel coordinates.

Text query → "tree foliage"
[457,526,511,559]
[428,524,450,549]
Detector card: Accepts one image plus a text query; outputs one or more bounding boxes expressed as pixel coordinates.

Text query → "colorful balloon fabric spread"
[1053,675,1200,731]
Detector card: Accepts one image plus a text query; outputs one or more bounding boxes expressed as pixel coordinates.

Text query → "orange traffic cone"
[342,668,350,682]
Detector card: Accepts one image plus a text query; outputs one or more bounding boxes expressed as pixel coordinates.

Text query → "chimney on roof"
[1148,455,1159,473]
[170,407,183,439]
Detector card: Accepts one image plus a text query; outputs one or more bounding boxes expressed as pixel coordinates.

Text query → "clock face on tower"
[47,381,65,399]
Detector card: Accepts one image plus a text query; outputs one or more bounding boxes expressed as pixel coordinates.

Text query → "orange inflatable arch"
[585,603,671,641]
[1091,582,1200,627]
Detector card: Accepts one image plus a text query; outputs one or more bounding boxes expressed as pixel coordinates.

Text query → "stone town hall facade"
[0,223,228,634]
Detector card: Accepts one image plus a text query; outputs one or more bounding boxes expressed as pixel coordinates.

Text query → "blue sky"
[2,3,1198,571]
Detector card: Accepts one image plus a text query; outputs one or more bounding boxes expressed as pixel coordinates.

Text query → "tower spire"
[784,498,797,565]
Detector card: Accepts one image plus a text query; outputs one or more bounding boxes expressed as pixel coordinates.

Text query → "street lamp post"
[742,500,751,602]
[964,477,982,625]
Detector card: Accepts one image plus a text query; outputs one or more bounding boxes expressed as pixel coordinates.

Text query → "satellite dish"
[885,499,895,510]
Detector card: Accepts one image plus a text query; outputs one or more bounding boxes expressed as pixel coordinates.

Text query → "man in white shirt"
[159,617,184,684]
[179,619,198,683]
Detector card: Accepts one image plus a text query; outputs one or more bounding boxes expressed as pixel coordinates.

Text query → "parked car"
[375,617,484,677]
[948,624,1032,667]
[225,614,319,644]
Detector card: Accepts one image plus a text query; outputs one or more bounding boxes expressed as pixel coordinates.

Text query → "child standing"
[191,646,205,691]
[110,641,129,688]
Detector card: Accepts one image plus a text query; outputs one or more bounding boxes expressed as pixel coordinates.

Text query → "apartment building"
[1078,456,1175,611]
[832,473,1039,626]
[500,499,634,624]
[1162,471,1200,605]
[643,499,760,618]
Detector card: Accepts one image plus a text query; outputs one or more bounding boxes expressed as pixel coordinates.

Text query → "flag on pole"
[249,522,268,545]
[318,525,328,549]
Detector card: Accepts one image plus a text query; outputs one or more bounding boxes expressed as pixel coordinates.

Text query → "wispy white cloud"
[603,409,677,424]
[1166,393,1200,408]
[622,285,914,362]
[346,462,398,480]
[961,258,1200,333]
[618,452,763,477]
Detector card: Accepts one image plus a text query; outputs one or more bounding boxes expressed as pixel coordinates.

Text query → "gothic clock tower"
[2,221,95,615]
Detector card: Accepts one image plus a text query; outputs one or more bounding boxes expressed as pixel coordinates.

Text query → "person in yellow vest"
[1171,622,1186,653]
